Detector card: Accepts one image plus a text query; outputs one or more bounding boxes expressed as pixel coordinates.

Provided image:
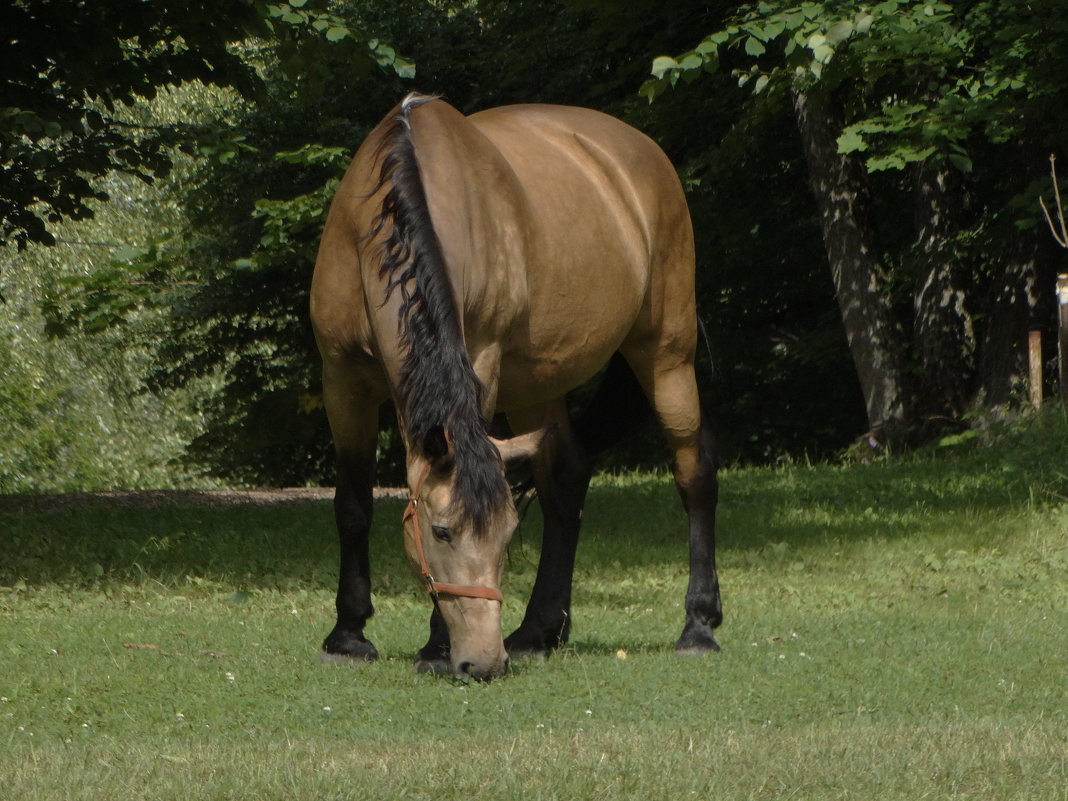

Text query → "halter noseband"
[402,462,504,603]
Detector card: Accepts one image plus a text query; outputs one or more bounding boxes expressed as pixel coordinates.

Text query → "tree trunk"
[978,233,1040,405]
[912,161,976,421]
[791,88,908,440]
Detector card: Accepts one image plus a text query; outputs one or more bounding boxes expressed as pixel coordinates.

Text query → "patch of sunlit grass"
[3,426,1067,799]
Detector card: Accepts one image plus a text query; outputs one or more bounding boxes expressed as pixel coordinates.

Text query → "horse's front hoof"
[414,640,451,675]
[504,628,564,660]
[321,628,379,662]
[675,620,721,655]
[413,655,452,675]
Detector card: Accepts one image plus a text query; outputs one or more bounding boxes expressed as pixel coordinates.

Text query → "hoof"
[675,624,721,655]
[414,641,451,675]
[675,641,721,656]
[321,650,376,665]
[321,629,379,662]
[505,622,568,659]
[413,655,452,675]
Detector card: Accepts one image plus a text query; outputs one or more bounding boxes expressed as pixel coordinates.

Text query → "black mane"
[368,97,508,534]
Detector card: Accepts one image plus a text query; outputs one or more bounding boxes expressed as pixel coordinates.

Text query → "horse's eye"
[431,525,452,543]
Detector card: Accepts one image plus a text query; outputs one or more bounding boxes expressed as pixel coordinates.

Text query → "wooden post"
[1058,274,1068,405]
[1029,330,1043,410]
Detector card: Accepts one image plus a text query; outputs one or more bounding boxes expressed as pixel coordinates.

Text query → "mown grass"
[2,414,1067,800]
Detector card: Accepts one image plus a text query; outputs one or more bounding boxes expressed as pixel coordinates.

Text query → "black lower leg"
[506,436,592,657]
[414,606,451,673]
[322,462,378,660]
[675,420,723,654]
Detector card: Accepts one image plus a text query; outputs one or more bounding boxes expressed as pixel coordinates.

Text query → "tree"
[35,0,870,481]
[0,0,411,252]
[646,0,1068,441]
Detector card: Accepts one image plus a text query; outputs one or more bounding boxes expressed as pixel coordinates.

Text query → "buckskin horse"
[311,94,722,679]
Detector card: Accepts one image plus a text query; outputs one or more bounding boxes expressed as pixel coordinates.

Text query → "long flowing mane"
[368,95,508,533]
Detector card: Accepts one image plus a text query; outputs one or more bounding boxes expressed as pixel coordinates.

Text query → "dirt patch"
[0,487,408,514]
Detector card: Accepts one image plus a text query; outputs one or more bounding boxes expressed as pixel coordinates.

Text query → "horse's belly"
[493,286,643,410]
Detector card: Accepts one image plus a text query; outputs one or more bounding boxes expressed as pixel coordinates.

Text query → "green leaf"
[745,36,766,57]
[866,153,907,171]
[678,53,704,71]
[651,56,679,79]
[639,78,665,102]
[325,26,349,42]
[812,43,835,63]
[948,153,973,172]
[743,23,769,42]
[754,74,770,94]
[826,20,854,45]
[393,57,416,80]
[837,128,867,153]
[763,19,787,39]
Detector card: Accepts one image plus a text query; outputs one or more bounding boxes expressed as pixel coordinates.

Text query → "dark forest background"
[3,0,1067,490]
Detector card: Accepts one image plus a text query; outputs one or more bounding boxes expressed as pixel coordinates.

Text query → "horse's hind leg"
[505,401,593,657]
[320,369,381,662]
[624,352,722,653]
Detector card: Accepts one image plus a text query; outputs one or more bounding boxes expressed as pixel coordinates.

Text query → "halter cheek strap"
[403,463,504,603]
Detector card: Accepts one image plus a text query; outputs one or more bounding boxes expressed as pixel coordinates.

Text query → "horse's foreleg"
[321,378,380,662]
[505,403,592,657]
[414,606,451,673]
[627,356,722,653]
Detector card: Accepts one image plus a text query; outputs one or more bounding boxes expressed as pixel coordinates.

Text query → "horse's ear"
[423,425,454,468]
[491,428,550,466]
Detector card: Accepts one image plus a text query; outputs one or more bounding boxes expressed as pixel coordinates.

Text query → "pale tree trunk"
[791,88,908,439]
[912,161,976,420]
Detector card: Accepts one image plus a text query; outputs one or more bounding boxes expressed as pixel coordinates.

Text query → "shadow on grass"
[1,441,1060,593]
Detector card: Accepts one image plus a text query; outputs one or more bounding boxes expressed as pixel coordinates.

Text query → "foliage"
[643,0,1068,203]
[0,248,207,493]
[11,0,1068,489]
[23,2,419,487]
[0,0,412,251]
[642,0,1068,438]
[2,437,1067,798]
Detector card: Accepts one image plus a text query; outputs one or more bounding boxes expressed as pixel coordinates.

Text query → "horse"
[310,94,722,680]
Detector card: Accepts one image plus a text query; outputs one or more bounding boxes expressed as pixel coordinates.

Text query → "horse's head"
[402,427,544,680]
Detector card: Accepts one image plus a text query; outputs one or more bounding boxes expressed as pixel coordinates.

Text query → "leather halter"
[403,462,504,603]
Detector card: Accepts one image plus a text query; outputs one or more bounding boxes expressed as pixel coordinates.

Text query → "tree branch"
[1039,154,1068,248]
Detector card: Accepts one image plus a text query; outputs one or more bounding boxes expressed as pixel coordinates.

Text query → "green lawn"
[2,431,1067,799]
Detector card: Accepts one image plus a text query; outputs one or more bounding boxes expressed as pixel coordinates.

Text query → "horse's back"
[312,98,697,410]
[465,104,697,406]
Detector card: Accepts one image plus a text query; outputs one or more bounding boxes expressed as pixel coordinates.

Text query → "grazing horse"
[311,94,721,680]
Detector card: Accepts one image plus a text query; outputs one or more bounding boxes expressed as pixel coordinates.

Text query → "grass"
[2,418,1068,799]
